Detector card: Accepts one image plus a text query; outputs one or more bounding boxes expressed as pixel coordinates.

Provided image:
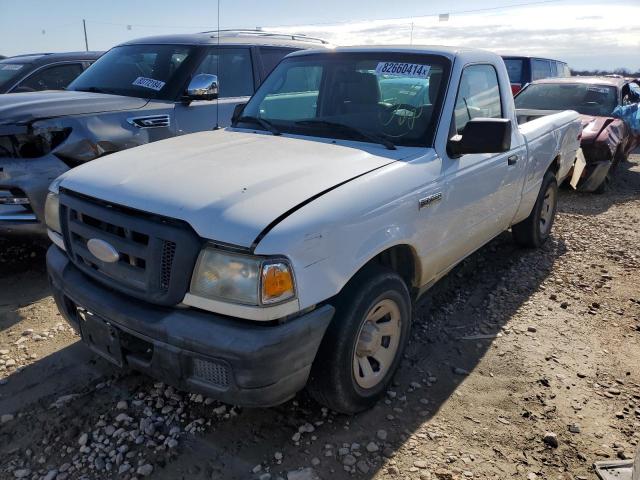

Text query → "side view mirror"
[447,118,512,157]
[231,103,247,124]
[185,74,219,102]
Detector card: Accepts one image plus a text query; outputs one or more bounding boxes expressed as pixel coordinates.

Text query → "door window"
[194,48,254,98]
[14,63,83,92]
[259,47,296,76]
[531,59,552,81]
[453,64,503,134]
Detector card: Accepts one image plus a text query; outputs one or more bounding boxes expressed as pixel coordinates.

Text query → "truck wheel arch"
[548,155,560,178]
[340,244,421,300]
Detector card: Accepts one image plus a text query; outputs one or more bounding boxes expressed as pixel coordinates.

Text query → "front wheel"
[307,266,411,414]
[512,170,558,248]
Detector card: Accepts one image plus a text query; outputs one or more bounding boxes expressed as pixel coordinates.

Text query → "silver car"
[0,30,328,236]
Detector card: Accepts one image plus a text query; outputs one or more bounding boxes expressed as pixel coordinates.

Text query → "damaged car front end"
[515,76,640,193]
[576,115,633,192]
[0,103,172,236]
[0,122,71,235]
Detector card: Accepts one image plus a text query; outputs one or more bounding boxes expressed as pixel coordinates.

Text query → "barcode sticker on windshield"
[375,62,430,78]
[132,77,166,91]
[1,64,23,71]
[587,86,609,94]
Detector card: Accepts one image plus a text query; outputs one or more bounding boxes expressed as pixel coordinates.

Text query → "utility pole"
[83,19,89,51]
[410,21,414,45]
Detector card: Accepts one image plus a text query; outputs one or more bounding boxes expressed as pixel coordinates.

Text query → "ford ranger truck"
[45,46,582,413]
[0,30,327,236]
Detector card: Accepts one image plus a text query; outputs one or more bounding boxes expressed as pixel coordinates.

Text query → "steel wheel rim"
[352,298,402,389]
[539,184,556,236]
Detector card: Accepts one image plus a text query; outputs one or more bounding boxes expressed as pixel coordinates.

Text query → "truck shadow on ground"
[0,239,50,332]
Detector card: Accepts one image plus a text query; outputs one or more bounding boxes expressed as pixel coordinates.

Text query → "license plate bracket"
[78,309,124,367]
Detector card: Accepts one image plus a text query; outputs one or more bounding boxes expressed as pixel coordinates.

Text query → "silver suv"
[0,30,328,236]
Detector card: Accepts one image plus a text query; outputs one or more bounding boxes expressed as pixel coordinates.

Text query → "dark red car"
[514,76,640,192]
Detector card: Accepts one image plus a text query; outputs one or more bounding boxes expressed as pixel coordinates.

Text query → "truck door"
[174,47,255,133]
[439,64,526,265]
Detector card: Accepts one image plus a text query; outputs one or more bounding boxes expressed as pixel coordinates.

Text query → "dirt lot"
[1,153,639,480]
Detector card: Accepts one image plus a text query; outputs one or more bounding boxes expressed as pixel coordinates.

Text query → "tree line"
[571,68,640,78]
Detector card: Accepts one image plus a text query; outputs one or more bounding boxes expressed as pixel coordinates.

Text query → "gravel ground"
[1,152,639,480]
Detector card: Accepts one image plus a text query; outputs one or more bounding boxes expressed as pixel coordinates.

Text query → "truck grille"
[60,191,201,306]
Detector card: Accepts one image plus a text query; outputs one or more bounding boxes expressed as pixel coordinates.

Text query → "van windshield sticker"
[375,62,430,79]
[1,64,23,71]
[587,86,609,94]
[132,77,166,91]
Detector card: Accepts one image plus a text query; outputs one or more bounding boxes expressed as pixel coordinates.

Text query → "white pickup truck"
[45,46,581,413]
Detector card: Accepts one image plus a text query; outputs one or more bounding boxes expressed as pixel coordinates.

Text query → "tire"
[593,175,608,195]
[512,170,558,248]
[307,265,411,414]
[594,146,625,194]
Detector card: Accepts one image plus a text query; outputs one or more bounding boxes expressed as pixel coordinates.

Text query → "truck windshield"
[238,52,450,148]
[0,63,27,91]
[68,44,197,100]
[515,83,618,116]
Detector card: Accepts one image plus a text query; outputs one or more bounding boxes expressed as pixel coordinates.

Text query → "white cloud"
[272,4,640,71]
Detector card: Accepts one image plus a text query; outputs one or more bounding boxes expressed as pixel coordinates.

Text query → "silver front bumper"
[0,154,69,236]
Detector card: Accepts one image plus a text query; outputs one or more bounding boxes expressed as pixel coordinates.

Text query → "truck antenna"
[214,0,221,130]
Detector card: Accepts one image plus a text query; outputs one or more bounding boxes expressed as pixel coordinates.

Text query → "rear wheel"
[307,265,411,414]
[512,170,558,248]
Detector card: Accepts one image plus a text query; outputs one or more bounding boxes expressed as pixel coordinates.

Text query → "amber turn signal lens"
[261,262,295,304]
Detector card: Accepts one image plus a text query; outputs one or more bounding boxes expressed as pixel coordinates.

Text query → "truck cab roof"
[288,44,494,61]
[121,30,330,49]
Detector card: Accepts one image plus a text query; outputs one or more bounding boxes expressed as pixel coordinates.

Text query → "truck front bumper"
[47,246,334,407]
[0,154,69,236]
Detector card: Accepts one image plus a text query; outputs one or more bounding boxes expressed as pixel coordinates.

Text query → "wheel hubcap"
[539,184,556,236]
[353,298,402,389]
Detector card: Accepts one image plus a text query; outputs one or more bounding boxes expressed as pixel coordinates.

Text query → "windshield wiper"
[73,86,116,95]
[295,119,396,150]
[236,115,281,136]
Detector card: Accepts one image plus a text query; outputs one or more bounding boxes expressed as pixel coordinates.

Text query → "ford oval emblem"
[87,238,120,264]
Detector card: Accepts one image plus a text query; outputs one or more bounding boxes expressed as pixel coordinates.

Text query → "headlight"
[44,192,61,234]
[190,248,296,306]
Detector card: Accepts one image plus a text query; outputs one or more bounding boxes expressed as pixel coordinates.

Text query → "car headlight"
[190,248,296,306]
[44,191,61,234]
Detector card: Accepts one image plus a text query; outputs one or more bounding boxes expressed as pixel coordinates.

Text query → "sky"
[0,0,638,71]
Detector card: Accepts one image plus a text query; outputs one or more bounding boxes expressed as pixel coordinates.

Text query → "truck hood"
[0,90,148,124]
[60,129,413,247]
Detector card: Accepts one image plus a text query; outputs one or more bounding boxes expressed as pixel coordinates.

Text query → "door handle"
[507,154,518,166]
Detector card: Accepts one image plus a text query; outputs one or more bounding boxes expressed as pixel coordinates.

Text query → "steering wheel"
[380,103,422,124]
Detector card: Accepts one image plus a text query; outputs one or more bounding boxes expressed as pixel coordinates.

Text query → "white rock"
[116,401,128,410]
[287,467,321,480]
[137,464,153,476]
[1,413,15,424]
[115,413,132,423]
